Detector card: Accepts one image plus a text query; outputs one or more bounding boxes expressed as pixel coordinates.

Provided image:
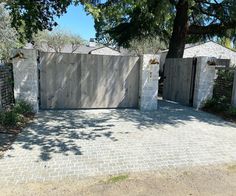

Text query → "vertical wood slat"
[163,58,195,106]
[40,52,140,109]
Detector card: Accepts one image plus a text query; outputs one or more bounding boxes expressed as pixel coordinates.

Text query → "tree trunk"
[166,0,189,58]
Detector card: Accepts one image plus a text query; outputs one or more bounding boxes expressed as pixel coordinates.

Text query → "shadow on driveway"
[5,100,236,161]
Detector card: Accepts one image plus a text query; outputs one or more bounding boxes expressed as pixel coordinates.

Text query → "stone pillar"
[231,71,236,107]
[12,49,39,112]
[139,54,159,111]
[193,57,217,109]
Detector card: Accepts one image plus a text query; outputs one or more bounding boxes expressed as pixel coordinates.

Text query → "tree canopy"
[3,0,100,42]
[3,0,236,58]
[0,3,22,60]
[93,0,236,57]
[127,37,167,55]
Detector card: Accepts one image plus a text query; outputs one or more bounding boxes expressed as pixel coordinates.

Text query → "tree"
[216,29,236,50]
[33,29,85,53]
[0,3,22,60]
[128,37,167,55]
[3,0,100,42]
[93,0,236,58]
[4,0,236,58]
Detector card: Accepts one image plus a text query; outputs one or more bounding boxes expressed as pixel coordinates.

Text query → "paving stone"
[0,100,236,185]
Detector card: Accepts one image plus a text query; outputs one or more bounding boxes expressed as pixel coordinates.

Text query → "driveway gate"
[39,52,140,109]
[163,58,197,106]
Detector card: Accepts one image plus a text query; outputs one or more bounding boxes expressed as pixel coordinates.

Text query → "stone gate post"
[12,49,39,112]
[193,57,217,109]
[139,54,159,111]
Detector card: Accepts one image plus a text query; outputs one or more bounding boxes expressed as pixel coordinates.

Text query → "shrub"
[204,70,234,114]
[13,100,33,115]
[0,110,22,126]
[228,107,236,117]
[213,70,234,105]
[0,100,33,128]
[204,98,218,109]
[203,98,229,112]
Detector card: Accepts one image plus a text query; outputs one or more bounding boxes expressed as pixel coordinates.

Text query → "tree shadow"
[0,133,17,157]
[12,110,118,161]
[5,100,236,161]
[96,99,236,130]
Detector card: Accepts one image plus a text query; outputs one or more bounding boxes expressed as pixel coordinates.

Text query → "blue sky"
[55,5,96,41]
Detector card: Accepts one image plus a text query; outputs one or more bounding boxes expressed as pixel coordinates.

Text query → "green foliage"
[0,4,23,60]
[106,174,129,184]
[204,98,230,113]
[5,1,71,42]
[204,98,218,110]
[203,70,235,118]
[228,106,236,117]
[13,100,33,115]
[3,0,236,56]
[0,100,33,127]
[4,0,101,42]
[93,0,173,48]
[91,0,236,48]
[213,70,234,105]
[0,110,22,127]
[128,36,167,55]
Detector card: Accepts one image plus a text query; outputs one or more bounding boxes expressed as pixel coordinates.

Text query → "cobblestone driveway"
[1,101,236,185]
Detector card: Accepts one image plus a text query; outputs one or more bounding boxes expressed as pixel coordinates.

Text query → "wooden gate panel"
[163,58,195,106]
[40,52,140,109]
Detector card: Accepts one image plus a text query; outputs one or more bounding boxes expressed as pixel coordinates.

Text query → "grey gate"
[163,58,197,106]
[39,52,140,109]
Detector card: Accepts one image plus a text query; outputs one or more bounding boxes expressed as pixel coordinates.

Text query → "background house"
[158,41,236,73]
[25,38,122,56]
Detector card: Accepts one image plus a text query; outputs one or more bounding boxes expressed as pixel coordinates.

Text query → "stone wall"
[0,64,14,110]
[139,54,159,111]
[12,49,39,112]
[193,57,217,109]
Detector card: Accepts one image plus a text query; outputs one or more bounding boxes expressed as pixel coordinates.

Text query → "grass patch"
[106,174,129,184]
[227,164,236,172]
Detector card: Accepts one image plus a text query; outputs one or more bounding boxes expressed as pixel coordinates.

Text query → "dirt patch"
[1,164,236,196]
